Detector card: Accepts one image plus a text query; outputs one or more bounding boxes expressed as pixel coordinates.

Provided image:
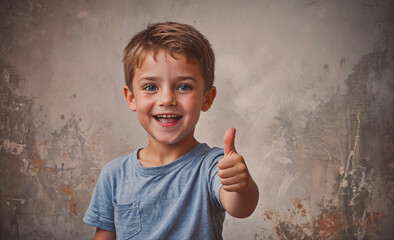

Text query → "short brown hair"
[123,22,215,92]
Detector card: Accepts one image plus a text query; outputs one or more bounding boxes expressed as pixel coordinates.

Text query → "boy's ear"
[123,85,137,112]
[201,86,217,112]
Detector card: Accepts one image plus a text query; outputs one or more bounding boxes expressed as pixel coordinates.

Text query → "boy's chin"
[156,137,185,146]
[148,133,180,145]
[148,132,196,146]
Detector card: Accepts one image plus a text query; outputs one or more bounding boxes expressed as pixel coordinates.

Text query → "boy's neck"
[138,135,200,167]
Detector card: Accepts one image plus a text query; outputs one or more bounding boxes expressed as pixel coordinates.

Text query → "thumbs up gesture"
[218,128,252,193]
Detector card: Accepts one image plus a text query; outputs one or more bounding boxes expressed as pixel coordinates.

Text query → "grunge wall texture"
[0,0,393,239]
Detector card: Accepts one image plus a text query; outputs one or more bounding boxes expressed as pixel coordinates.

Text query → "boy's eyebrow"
[137,76,198,82]
[176,76,197,82]
[137,76,158,82]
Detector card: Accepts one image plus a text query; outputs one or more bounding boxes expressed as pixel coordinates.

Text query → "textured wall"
[0,0,393,239]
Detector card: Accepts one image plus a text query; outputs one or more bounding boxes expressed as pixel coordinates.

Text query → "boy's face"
[124,49,216,146]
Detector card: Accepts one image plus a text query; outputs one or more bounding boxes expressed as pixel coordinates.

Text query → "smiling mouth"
[153,114,182,124]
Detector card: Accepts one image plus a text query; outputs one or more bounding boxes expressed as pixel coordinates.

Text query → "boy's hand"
[218,128,252,193]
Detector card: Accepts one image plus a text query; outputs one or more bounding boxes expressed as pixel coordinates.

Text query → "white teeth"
[155,114,179,118]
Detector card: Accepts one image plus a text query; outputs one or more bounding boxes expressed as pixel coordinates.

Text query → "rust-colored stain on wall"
[62,185,77,217]
[0,0,393,239]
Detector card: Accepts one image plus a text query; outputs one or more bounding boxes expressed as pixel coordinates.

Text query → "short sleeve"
[83,166,115,231]
[206,148,225,210]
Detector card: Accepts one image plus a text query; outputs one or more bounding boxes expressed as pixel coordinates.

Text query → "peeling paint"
[0,139,26,155]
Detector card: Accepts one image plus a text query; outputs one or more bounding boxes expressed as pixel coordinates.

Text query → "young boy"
[83,22,259,240]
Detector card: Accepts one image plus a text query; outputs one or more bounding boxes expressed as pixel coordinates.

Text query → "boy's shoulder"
[201,145,223,159]
[100,150,137,176]
[181,143,224,163]
[108,151,134,166]
[196,144,224,168]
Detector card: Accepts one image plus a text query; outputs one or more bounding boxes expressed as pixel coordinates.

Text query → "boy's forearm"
[219,178,259,218]
[95,228,116,240]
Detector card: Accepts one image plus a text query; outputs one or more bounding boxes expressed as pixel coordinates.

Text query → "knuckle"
[217,170,223,178]
[235,154,244,162]
[218,160,224,169]
[238,173,245,181]
[238,164,247,172]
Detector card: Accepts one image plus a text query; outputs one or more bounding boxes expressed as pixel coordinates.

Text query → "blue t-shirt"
[83,143,226,239]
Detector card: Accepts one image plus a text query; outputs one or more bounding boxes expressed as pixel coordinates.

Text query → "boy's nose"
[158,89,176,107]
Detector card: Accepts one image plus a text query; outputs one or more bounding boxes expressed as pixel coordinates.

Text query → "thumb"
[223,128,237,157]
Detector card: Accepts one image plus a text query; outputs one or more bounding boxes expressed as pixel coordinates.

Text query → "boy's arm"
[218,128,259,218]
[95,228,116,240]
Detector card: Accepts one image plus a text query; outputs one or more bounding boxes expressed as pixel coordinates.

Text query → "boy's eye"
[143,84,158,91]
[177,84,192,91]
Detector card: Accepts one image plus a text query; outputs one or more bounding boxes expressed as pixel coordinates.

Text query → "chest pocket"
[114,202,141,239]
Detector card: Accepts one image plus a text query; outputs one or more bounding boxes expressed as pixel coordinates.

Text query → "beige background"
[1,0,393,239]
